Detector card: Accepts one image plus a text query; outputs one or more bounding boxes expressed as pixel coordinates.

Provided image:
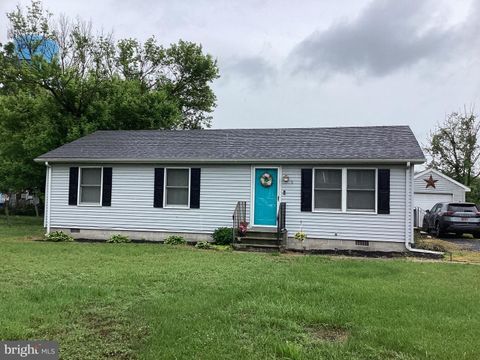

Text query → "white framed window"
[312,168,377,213]
[313,169,342,210]
[347,169,376,212]
[164,168,190,207]
[78,167,103,205]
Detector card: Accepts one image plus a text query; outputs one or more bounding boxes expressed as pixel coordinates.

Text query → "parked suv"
[422,202,480,237]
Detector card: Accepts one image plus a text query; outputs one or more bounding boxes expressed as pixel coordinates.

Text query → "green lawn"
[0,215,45,241]
[1,216,480,359]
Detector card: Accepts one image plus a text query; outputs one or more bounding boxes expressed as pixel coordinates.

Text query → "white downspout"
[45,161,52,235]
[404,161,443,255]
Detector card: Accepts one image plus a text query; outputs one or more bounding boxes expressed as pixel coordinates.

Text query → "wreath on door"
[260,172,273,187]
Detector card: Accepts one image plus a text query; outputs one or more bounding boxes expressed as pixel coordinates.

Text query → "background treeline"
[0,0,219,201]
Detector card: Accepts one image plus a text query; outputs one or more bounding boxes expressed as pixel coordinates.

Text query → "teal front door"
[254,168,278,226]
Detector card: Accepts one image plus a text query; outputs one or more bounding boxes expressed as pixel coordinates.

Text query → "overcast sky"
[1,0,479,146]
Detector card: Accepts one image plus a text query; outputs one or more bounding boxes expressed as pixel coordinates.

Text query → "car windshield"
[447,204,478,213]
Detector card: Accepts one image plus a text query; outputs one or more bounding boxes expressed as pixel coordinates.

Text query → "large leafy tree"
[0,0,219,201]
[425,108,480,202]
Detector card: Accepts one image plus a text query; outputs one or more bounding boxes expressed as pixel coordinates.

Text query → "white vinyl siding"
[282,165,408,243]
[47,163,411,244]
[49,164,251,233]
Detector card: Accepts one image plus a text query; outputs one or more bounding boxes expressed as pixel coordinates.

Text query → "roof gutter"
[404,161,443,256]
[34,157,427,165]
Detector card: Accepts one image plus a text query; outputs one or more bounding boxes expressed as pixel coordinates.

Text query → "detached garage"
[414,168,470,211]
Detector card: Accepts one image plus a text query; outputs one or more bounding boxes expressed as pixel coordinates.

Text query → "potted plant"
[294,231,307,242]
[238,221,249,236]
[294,227,307,252]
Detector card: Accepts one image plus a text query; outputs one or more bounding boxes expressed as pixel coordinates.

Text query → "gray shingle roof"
[35,126,425,163]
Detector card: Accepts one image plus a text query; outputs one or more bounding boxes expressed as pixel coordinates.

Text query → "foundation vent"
[355,240,370,247]
[70,229,80,233]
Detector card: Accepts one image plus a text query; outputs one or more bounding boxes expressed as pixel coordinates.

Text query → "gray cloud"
[289,0,472,77]
[221,56,277,86]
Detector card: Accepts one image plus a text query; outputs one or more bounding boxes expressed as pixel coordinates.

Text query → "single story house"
[35,125,426,252]
[414,168,470,211]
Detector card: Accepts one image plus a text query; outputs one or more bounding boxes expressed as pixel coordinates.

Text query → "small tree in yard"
[425,108,480,197]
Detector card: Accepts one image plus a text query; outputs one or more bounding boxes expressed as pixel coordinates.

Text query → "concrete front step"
[233,228,286,252]
[249,227,277,232]
[236,237,282,246]
[233,243,282,252]
[245,230,277,237]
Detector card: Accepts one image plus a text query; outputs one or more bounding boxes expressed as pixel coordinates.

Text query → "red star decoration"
[424,175,438,189]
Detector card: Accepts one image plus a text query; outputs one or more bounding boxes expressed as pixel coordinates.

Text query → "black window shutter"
[68,167,79,205]
[378,169,390,214]
[190,168,201,208]
[102,167,112,206]
[301,169,313,212]
[153,168,164,208]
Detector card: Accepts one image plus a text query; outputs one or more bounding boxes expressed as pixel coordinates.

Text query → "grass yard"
[1,216,480,359]
[1,215,45,241]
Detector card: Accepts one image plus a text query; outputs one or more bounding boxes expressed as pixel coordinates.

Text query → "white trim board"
[414,168,471,192]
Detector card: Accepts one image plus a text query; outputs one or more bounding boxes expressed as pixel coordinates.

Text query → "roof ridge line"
[93,125,412,133]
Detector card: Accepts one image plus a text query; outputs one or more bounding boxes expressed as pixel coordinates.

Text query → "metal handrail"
[232,201,247,244]
[277,202,286,243]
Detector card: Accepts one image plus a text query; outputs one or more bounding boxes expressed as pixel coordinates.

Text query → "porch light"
[282,174,290,183]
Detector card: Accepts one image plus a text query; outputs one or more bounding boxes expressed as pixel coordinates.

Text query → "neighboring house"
[35,126,425,252]
[414,168,470,211]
